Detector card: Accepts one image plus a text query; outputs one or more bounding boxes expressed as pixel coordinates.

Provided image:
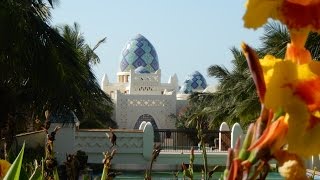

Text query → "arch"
[134,114,159,130]
[134,114,160,143]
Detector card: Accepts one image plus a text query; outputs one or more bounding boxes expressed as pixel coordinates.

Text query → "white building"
[101,34,210,129]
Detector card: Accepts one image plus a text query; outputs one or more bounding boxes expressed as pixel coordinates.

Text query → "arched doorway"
[134,114,160,142]
[133,114,158,130]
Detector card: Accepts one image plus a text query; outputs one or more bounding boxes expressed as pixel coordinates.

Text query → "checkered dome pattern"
[120,34,159,73]
[134,66,150,74]
[180,71,207,94]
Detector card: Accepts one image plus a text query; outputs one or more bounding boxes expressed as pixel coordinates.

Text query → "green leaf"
[4,142,25,180]
[29,160,43,180]
[29,168,42,180]
[53,168,59,180]
[183,169,192,179]
[82,174,90,180]
[41,158,44,179]
[101,167,107,180]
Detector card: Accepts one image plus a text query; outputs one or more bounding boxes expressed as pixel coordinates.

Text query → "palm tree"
[56,22,114,128]
[180,48,260,130]
[0,0,70,159]
[181,21,320,131]
[1,0,87,119]
[55,22,106,65]
[0,0,114,159]
[207,47,260,127]
[259,21,290,58]
[259,21,320,60]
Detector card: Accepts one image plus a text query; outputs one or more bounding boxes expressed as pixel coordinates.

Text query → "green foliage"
[176,48,259,131]
[182,148,194,179]
[101,149,116,180]
[0,1,115,157]
[177,21,320,131]
[101,166,107,180]
[4,143,25,180]
[23,146,45,166]
[145,145,161,180]
[259,21,289,58]
[259,21,320,60]
[28,160,43,180]
[56,22,115,128]
[22,146,45,179]
[53,168,59,180]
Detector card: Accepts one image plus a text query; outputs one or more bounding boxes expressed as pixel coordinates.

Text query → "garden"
[2,0,320,179]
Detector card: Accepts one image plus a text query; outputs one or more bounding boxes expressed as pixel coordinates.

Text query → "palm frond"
[207,65,230,82]
[259,21,289,58]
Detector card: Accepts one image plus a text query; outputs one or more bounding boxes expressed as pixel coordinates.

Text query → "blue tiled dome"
[180,71,207,94]
[134,66,150,74]
[120,34,159,72]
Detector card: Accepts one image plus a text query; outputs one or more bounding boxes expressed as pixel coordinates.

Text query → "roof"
[120,34,159,73]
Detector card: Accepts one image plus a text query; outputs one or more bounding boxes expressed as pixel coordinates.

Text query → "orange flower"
[248,116,288,154]
[0,159,11,179]
[243,0,320,31]
[244,0,320,64]
[274,150,308,180]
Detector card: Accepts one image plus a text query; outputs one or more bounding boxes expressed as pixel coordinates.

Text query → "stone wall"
[0,130,46,149]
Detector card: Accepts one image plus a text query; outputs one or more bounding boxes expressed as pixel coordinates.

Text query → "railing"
[154,129,230,152]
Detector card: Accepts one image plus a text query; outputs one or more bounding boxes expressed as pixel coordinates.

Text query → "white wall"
[115,92,176,129]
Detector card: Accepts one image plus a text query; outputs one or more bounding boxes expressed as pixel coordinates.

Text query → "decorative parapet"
[219,122,230,151]
[0,130,46,149]
[75,129,144,154]
[7,122,262,171]
[231,123,244,149]
[142,122,154,160]
[71,128,153,164]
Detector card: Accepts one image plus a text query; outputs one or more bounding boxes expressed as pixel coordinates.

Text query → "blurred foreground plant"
[2,143,24,180]
[1,128,60,180]
[223,0,320,179]
[145,144,161,180]
[101,149,116,180]
[44,126,60,180]
[181,147,194,180]
[0,159,11,179]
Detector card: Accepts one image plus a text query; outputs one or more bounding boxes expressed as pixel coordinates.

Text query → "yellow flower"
[0,159,11,179]
[274,150,308,180]
[261,55,320,157]
[243,0,320,32]
[243,0,281,29]
[244,0,320,60]
[242,0,320,157]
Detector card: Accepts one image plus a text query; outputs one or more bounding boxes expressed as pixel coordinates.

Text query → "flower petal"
[280,0,320,31]
[242,43,266,102]
[243,0,282,29]
[0,160,11,178]
[248,116,288,154]
[287,0,320,6]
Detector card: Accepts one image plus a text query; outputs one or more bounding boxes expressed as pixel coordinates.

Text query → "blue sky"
[51,0,263,86]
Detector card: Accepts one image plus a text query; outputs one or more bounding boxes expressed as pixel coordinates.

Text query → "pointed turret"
[101,74,109,89]
[168,73,179,91]
[168,73,178,84]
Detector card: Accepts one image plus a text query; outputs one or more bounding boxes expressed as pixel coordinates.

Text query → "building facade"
[101,34,210,129]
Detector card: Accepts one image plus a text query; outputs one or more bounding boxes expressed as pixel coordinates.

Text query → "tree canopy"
[177,21,320,130]
[0,0,115,148]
